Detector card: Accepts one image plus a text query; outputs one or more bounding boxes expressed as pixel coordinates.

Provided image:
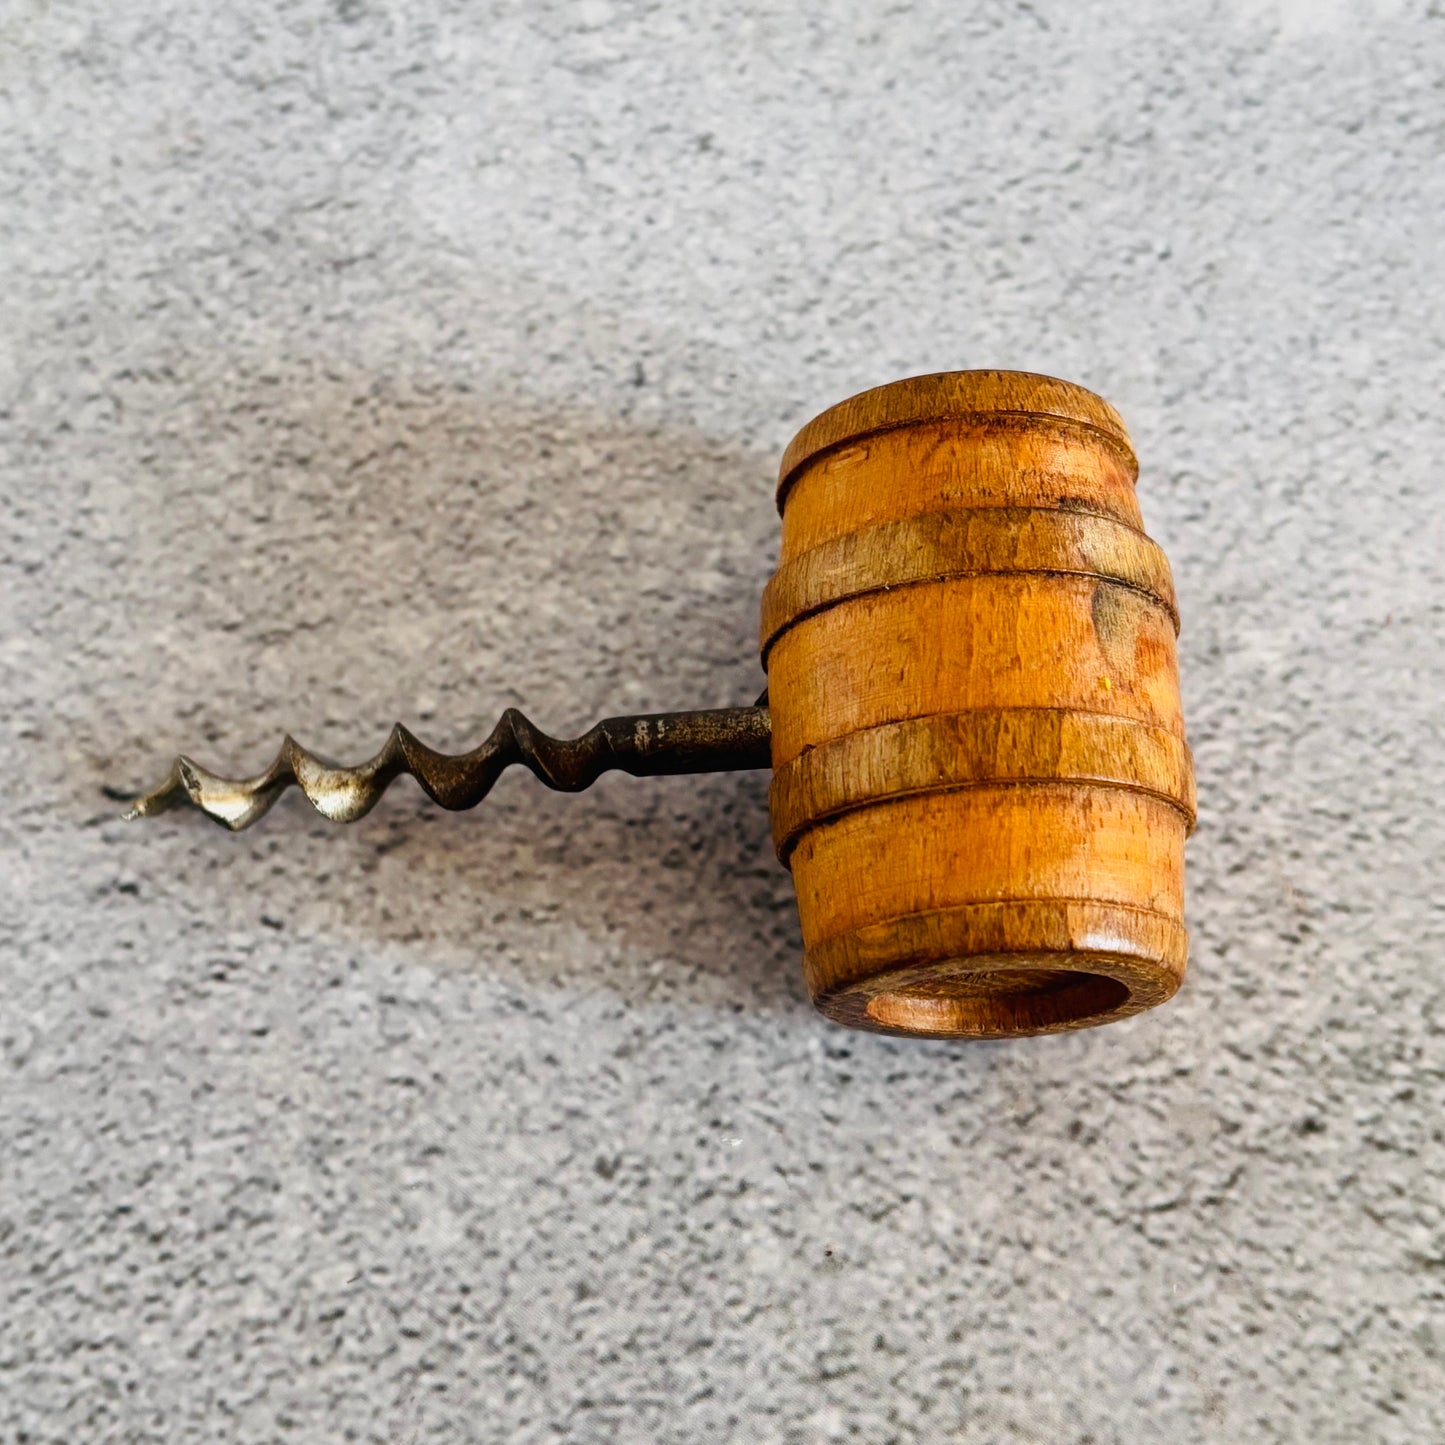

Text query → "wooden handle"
[763,371,1192,1039]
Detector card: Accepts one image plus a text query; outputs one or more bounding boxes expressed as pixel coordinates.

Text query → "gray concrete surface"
[4,2,1444,1440]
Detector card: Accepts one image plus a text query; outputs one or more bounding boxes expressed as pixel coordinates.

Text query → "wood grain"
[767,574,1185,766]
[769,708,1196,860]
[776,369,1136,511]
[760,505,1178,662]
[779,417,1144,559]
[763,371,1193,1039]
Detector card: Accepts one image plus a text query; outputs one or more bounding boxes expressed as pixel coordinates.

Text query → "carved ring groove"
[760,506,1178,661]
[769,707,1196,860]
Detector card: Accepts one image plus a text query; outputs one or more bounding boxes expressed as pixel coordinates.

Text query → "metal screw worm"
[122,695,772,831]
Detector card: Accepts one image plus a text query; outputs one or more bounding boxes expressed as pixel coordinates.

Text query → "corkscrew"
[126,371,1195,1041]
[126,701,773,831]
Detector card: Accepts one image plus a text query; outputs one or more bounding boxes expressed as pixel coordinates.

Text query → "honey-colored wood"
[777,381,1142,559]
[768,575,1184,766]
[763,370,1193,1038]
[760,506,1178,663]
[769,708,1195,860]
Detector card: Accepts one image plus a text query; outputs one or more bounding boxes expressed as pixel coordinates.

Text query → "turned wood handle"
[762,370,1193,1041]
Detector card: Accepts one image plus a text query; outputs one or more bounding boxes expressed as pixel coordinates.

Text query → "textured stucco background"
[4,2,1445,1440]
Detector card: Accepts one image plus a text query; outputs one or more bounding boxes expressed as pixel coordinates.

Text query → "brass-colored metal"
[124,702,772,831]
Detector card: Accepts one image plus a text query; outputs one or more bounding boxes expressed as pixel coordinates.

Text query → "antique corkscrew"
[127,371,1195,1040]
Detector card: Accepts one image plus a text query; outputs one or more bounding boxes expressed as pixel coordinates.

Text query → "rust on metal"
[123,702,772,831]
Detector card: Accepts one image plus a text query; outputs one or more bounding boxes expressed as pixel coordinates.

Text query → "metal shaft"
[123,703,773,832]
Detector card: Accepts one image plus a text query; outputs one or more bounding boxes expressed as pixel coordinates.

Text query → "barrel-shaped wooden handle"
[763,371,1192,1039]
